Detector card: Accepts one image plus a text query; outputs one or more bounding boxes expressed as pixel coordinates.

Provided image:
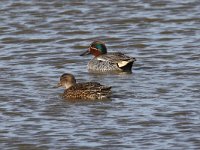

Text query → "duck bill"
[80,50,91,56]
[54,82,62,88]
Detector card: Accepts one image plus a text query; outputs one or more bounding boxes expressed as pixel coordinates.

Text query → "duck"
[56,73,112,100]
[80,41,136,72]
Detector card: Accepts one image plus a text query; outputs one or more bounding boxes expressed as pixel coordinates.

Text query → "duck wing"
[65,82,112,100]
[97,52,136,67]
[68,82,111,91]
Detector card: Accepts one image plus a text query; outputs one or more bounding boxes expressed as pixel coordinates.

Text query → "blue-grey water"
[0,0,200,149]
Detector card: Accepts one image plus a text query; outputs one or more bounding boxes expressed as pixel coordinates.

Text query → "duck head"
[56,73,76,89]
[80,41,107,57]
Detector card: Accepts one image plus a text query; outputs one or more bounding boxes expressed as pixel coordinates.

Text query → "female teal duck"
[80,41,136,72]
[56,73,112,100]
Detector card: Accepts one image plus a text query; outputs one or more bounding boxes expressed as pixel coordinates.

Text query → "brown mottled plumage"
[56,73,112,100]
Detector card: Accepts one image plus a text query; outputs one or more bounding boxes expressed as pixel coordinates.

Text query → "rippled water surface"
[0,0,200,149]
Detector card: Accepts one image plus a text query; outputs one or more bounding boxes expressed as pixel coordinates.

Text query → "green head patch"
[90,41,107,54]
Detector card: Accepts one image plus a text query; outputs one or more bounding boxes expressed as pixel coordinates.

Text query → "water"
[0,0,200,149]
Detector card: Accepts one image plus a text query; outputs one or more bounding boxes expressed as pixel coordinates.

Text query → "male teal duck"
[80,41,136,72]
[56,73,112,100]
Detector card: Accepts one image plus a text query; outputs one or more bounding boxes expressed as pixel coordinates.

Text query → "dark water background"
[0,0,200,149]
